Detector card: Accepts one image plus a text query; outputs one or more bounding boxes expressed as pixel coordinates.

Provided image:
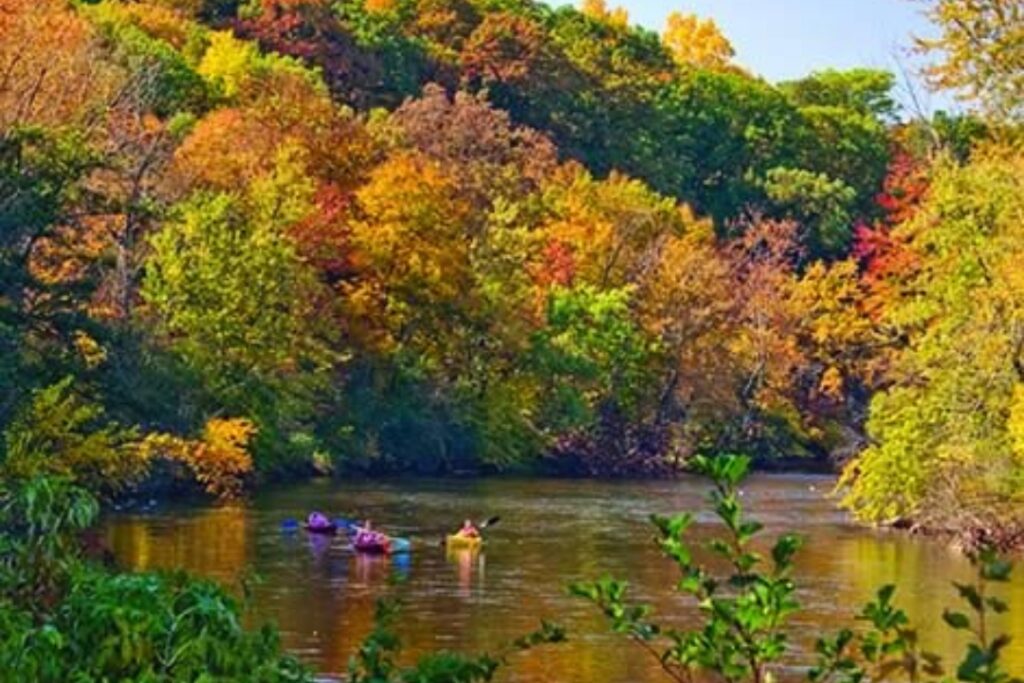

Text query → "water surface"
[103,476,1024,681]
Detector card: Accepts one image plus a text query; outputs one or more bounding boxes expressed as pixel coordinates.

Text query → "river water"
[102,475,1024,681]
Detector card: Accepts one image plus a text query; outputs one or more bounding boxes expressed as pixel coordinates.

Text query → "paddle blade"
[480,516,500,529]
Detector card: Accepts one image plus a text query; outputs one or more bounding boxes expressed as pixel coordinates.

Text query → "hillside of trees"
[2,0,1022,534]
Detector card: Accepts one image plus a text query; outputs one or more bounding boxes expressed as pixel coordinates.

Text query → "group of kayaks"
[288,512,496,555]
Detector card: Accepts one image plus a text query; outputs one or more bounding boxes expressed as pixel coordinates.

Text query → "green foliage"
[2,378,146,494]
[841,150,1024,528]
[577,454,1023,683]
[0,476,310,682]
[84,1,211,115]
[572,455,802,683]
[143,178,322,385]
[0,476,98,616]
[533,285,656,424]
[780,69,897,120]
[0,125,99,426]
[761,167,857,258]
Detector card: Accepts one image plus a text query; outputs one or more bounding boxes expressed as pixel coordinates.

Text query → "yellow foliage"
[581,0,628,27]
[73,331,108,369]
[111,1,197,49]
[538,167,683,288]
[141,418,256,499]
[198,31,261,98]
[915,0,1024,120]
[662,11,734,70]
[1008,385,1024,464]
[818,366,844,400]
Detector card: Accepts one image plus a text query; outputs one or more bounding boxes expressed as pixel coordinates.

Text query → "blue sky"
[563,0,958,112]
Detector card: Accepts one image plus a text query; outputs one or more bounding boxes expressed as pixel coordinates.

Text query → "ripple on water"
[103,475,1024,682]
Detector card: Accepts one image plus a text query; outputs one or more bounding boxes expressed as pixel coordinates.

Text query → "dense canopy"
[0,0,1021,538]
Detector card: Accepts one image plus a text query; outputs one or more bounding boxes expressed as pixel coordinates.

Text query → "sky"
[564,0,959,113]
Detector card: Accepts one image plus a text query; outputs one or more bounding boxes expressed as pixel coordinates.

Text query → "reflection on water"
[102,476,1024,682]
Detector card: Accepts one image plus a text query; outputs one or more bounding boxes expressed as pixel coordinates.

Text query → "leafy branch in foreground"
[574,454,1022,683]
[572,454,801,683]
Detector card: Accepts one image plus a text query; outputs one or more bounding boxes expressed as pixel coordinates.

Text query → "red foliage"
[852,146,928,319]
[234,0,389,108]
[532,239,576,288]
[288,184,355,285]
[874,149,930,227]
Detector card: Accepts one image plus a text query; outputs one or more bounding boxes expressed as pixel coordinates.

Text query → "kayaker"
[354,520,382,545]
[455,519,480,539]
[307,511,331,531]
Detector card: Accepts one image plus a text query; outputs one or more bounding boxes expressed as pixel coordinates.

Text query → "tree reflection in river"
[102,476,1024,682]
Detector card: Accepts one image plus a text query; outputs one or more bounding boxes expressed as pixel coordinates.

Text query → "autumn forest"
[3,0,1024,539]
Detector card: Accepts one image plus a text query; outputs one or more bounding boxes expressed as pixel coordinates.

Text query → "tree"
[345,149,474,357]
[580,0,629,28]
[1,378,146,494]
[143,145,330,395]
[780,69,897,120]
[760,168,857,258]
[915,0,1024,120]
[662,11,734,70]
[635,218,737,454]
[390,83,557,214]
[841,148,1024,534]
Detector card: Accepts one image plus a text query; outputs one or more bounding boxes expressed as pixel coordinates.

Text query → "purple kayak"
[304,512,337,535]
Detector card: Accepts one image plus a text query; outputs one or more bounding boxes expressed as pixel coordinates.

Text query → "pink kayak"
[353,533,391,554]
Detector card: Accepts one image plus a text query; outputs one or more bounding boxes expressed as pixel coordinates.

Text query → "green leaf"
[942,610,970,630]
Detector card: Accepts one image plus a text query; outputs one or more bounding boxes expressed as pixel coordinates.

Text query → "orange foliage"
[344,151,474,353]
[288,183,355,285]
[852,148,928,321]
[365,0,398,12]
[531,240,577,289]
[141,419,256,499]
[0,0,123,131]
[173,74,373,192]
[460,12,549,85]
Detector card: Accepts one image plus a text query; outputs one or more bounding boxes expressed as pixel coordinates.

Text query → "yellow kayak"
[445,534,482,550]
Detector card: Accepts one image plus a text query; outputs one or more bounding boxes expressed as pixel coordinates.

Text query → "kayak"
[445,534,482,550]
[303,523,338,536]
[353,535,392,555]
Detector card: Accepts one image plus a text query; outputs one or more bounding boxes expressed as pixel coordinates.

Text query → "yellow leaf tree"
[662,11,735,70]
[580,0,628,27]
[915,0,1024,120]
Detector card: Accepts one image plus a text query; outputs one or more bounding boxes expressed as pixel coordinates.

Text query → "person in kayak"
[455,519,480,539]
[307,511,331,531]
[354,520,387,546]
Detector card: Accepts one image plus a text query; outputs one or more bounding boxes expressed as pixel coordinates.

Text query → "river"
[102,475,1024,681]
